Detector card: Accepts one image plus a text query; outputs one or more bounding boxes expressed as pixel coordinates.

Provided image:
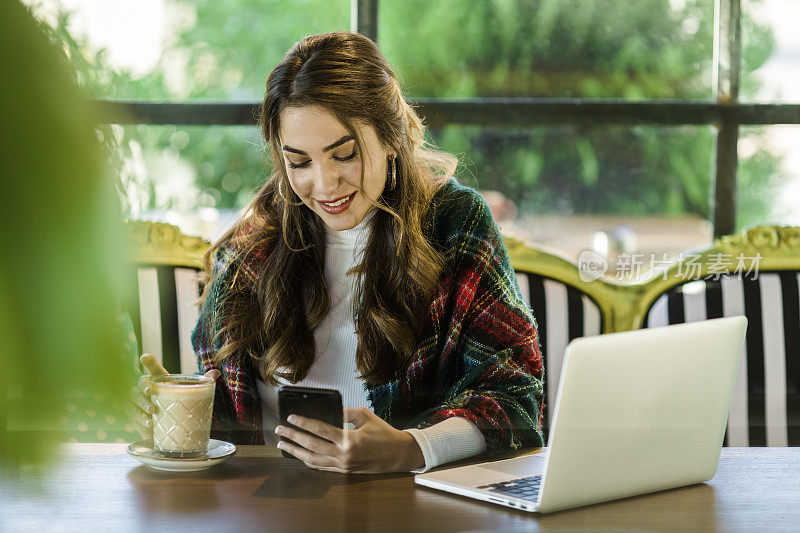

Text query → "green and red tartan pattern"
[192,180,545,454]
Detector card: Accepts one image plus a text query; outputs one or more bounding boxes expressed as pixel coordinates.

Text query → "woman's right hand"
[124,354,168,440]
[126,374,156,440]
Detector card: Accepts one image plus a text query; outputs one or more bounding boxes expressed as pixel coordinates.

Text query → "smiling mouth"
[318,192,356,207]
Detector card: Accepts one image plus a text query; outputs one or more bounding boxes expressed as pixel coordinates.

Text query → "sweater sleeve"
[405,188,545,455]
[404,417,486,472]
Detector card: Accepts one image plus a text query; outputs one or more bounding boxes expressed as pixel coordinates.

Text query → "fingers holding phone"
[276,385,343,460]
[275,387,425,473]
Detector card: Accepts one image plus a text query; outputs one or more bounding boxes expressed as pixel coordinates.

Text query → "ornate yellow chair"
[630,225,800,447]
[122,221,211,374]
[118,221,800,448]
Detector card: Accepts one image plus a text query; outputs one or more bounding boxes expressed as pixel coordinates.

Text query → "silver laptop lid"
[537,316,747,512]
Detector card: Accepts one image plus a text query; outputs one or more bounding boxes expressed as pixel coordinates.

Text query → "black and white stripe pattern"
[516,272,603,440]
[645,272,800,447]
[123,266,203,374]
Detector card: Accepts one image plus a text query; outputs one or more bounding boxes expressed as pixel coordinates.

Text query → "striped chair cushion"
[122,265,204,375]
[515,272,604,440]
[645,272,800,447]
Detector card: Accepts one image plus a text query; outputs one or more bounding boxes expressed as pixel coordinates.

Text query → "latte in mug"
[149,374,216,457]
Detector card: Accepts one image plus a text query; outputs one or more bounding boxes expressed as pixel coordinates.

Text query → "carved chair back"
[123,221,210,374]
[633,226,800,447]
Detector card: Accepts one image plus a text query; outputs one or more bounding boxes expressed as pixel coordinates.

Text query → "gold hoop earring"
[388,156,397,190]
[276,177,286,200]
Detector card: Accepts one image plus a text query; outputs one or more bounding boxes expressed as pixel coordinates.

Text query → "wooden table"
[2,445,799,532]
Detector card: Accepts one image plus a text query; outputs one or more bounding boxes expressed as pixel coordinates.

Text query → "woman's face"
[278,105,393,231]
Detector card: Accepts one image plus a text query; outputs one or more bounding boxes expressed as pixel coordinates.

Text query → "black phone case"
[277,385,343,460]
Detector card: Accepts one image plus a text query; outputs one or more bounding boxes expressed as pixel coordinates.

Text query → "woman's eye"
[287,159,310,169]
[334,151,357,162]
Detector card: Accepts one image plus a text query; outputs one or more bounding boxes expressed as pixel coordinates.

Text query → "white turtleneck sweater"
[255,211,486,472]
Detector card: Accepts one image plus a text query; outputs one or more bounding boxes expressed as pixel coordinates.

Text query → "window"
[25,0,800,271]
[436,125,715,266]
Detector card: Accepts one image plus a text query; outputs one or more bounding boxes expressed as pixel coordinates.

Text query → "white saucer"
[127,439,237,472]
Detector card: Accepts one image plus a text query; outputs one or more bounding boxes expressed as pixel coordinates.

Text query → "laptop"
[415,316,748,513]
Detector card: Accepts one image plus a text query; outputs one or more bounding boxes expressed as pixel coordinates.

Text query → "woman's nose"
[313,160,340,193]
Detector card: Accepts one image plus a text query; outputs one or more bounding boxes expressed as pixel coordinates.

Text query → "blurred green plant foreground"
[0,1,135,471]
[36,0,781,228]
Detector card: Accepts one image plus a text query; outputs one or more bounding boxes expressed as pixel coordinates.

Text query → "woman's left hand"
[275,407,425,473]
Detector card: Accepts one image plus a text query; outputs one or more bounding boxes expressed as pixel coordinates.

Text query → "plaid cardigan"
[191,180,545,454]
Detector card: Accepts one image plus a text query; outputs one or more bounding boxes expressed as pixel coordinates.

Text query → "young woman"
[136,31,545,474]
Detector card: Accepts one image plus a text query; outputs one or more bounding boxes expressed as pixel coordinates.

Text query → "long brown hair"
[202,31,458,385]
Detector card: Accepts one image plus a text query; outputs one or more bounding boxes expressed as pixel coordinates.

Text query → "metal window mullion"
[713,0,742,238]
[351,0,378,43]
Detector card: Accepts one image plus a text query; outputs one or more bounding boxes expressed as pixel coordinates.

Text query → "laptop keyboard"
[477,475,541,501]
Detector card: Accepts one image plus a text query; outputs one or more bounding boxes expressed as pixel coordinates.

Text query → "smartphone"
[277,385,343,460]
